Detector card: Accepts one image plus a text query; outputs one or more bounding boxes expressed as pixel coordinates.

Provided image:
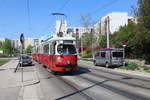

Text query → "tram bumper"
[55,64,78,72]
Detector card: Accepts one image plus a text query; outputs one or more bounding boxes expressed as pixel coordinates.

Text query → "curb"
[113,69,150,78]
[79,60,150,78]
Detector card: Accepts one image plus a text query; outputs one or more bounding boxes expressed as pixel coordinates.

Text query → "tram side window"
[50,42,56,55]
[101,52,106,57]
[53,42,56,54]
[43,44,49,54]
[37,47,39,53]
[50,44,53,54]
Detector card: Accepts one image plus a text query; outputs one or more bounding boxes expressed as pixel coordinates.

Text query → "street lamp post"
[106,16,110,48]
[122,40,127,66]
[20,33,25,82]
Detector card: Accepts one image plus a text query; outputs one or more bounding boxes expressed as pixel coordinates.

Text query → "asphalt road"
[35,60,150,100]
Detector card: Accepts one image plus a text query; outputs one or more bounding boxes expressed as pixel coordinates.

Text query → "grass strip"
[0,60,9,66]
[119,63,150,72]
[79,58,93,62]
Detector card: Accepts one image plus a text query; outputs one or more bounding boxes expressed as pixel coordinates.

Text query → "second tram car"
[32,36,78,73]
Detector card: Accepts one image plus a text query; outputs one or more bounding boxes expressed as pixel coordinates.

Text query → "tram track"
[79,63,150,82]
[78,62,150,85]
[76,75,150,100]
[35,62,94,100]
[78,66,150,90]
[79,64,150,83]
[54,75,94,100]
[56,72,150,100]
[56,70,150,99]
[35,61,150,100]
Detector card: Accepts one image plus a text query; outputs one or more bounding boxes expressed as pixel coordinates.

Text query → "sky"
[0,0,137,39]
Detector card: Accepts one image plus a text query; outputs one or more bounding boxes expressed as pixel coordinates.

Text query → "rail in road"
[79,62,150,82]
[35,61,150,100]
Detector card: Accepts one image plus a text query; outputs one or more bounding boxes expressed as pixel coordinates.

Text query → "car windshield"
[112,52,123,57]
[21,55,30,59]
[57,44,76,55]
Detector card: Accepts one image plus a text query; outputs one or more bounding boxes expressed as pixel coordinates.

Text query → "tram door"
[49,42,56,68]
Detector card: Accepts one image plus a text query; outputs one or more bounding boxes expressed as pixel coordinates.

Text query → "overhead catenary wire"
[40,0,70,35]
[59,0,71,11]
[40,16,55,34]
[90,0,119,15]
[71,0,119,26]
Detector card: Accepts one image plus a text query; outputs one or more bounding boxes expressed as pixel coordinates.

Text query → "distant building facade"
[24,38,39,49]
[93,12,136,36]
[67,27,92,38]
[0,37,39,49]
[101,12,128,35]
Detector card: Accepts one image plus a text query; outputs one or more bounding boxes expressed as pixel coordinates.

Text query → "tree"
[97,0,150,60]
[110,22,138,58]
[2,40,12,56]
[98,35,107,48]
[80,31,96,57]
[108,0,150,60]
[80,14,96,57]
[25,45,32,54]
[135,0,150,61]
[0,41,2,50]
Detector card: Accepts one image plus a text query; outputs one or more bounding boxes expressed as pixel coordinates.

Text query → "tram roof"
[48,36,76,41]
[40,36,75,45]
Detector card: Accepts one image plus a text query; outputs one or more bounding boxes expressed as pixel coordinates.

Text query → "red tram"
[32,36,78,73]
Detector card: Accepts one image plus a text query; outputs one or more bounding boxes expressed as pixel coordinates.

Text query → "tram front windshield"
[57,44,76,55]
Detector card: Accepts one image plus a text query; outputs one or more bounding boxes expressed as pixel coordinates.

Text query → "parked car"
[93,48,124,67]
[19,54,32,66]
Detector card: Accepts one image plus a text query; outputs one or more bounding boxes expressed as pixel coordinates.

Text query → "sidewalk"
[0,59,41,100]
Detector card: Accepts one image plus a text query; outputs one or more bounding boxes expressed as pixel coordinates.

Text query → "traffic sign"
[20,33,24,44]
[122,40,127,47]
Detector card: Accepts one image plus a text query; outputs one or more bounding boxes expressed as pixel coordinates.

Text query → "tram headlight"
[67,60,71,64]
[57,57,62,62]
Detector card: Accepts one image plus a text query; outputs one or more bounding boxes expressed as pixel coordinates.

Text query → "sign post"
[122,40,127,66]
[20,33,24,82]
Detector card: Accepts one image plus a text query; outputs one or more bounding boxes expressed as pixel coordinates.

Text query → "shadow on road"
[55,80,108,100]
[56,66,91,76]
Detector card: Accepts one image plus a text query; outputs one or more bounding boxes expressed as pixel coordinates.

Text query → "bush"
[0,54,7,57]
[143,66,150,72]
[120,63,139,71]
[120,63,150,72]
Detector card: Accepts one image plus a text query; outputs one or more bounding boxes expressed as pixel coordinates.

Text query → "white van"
[93,48,124,67]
